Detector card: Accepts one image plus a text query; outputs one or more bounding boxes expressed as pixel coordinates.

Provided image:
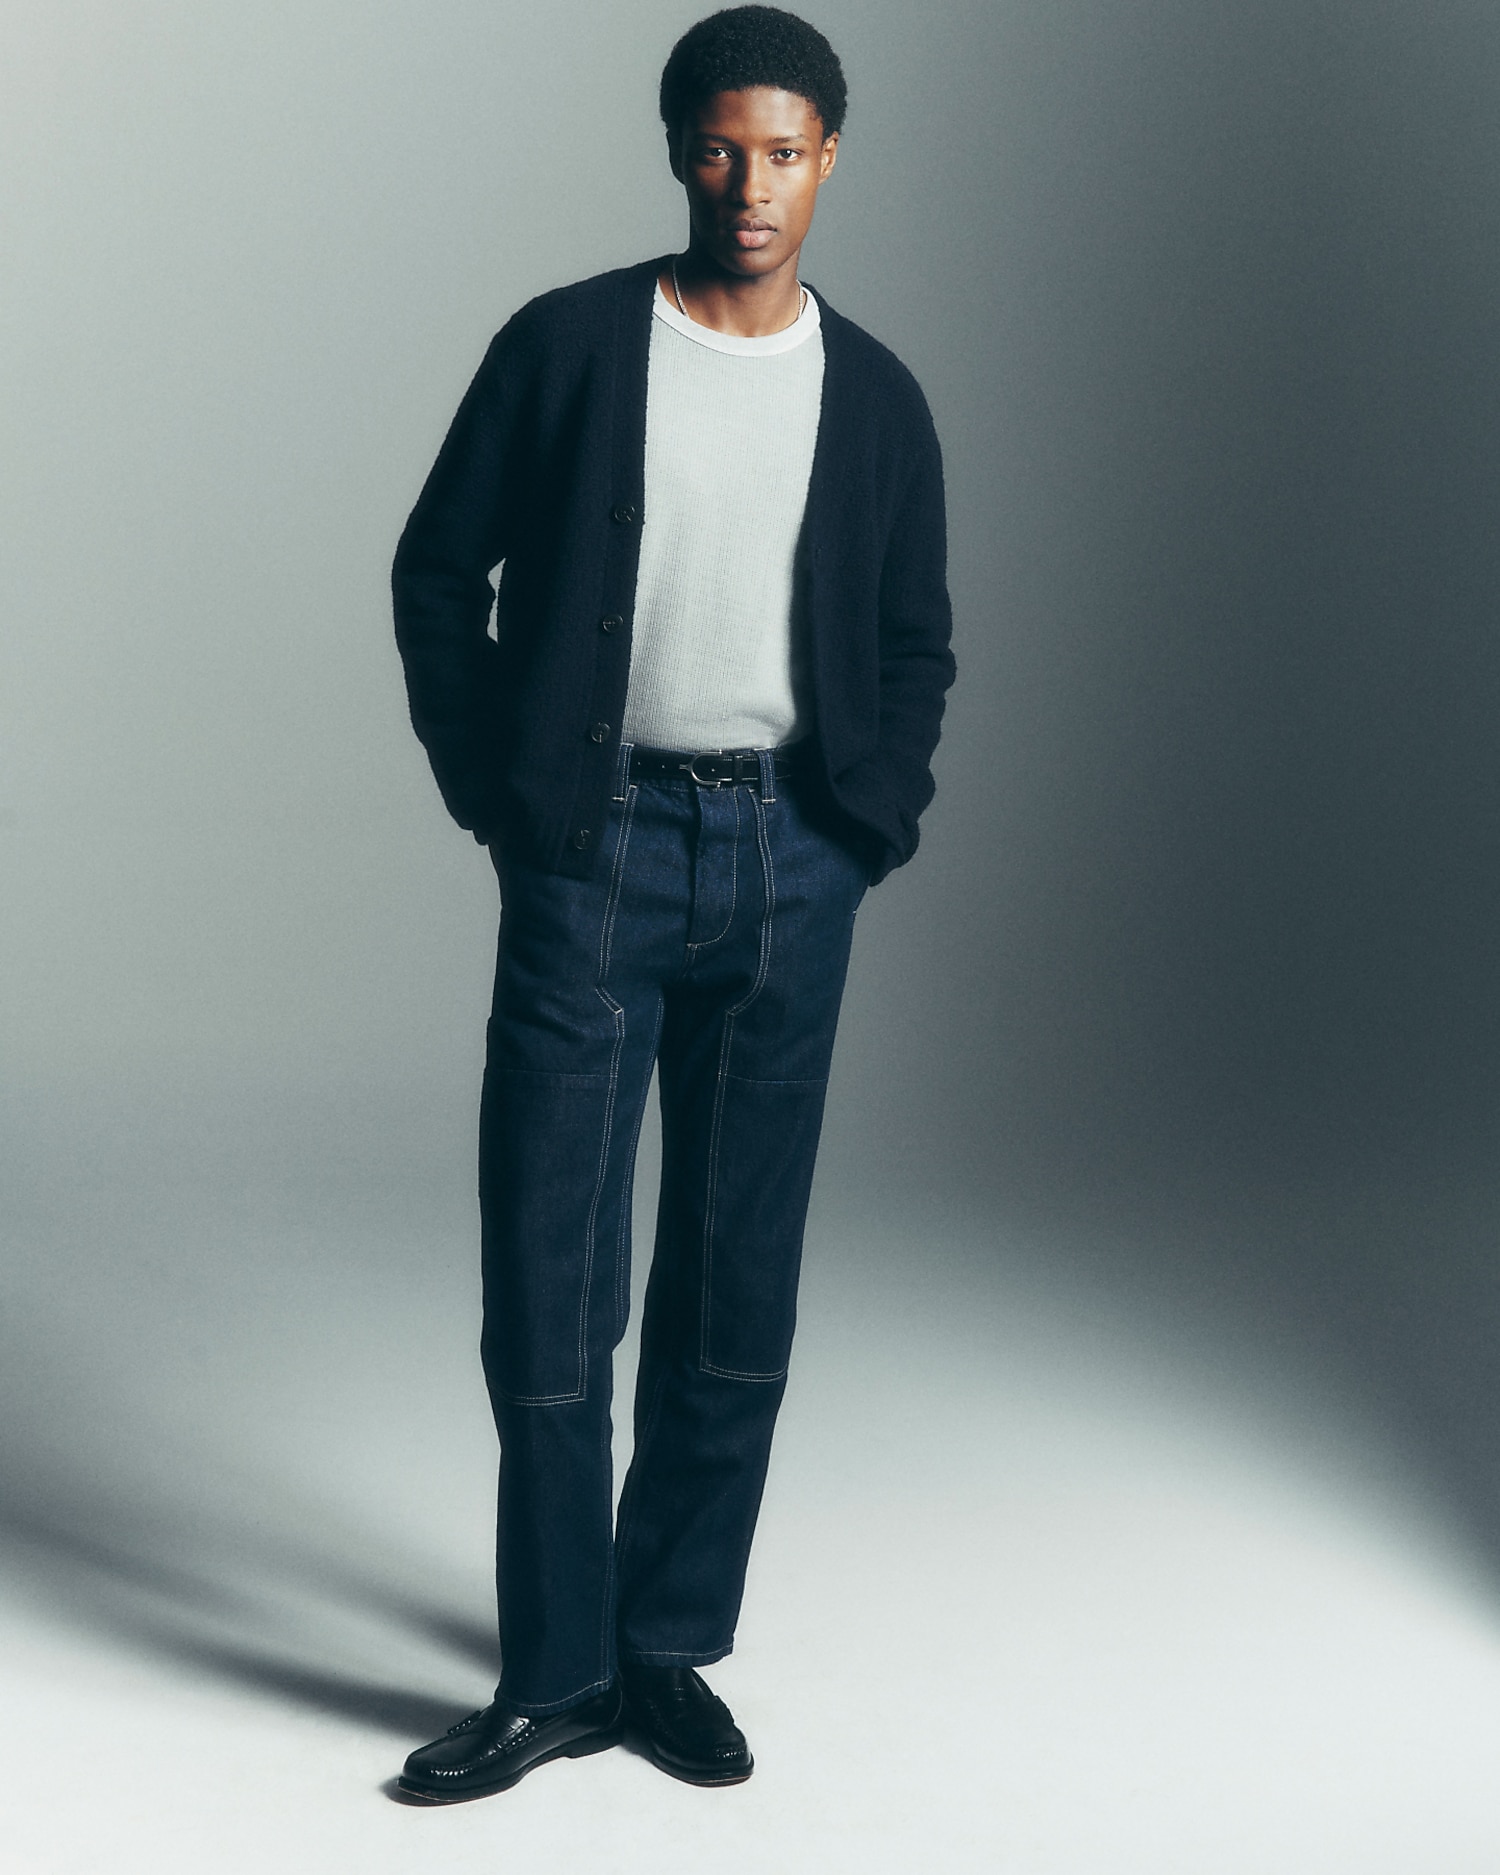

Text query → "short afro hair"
[660,7,847,142]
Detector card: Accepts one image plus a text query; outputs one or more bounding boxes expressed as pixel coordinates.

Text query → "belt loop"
[612,739,634,803]
[756,747,777,804]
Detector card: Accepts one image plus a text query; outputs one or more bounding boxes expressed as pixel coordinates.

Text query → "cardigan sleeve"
[840,390,956,882]
[391,315,536,838]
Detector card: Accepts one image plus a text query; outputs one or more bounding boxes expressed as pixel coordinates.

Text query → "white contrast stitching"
[497,789,638,1407]
[622,1643,735,1663]
[490,1674,617,1722]
[580,785,640,1394]
[611,739,634,803]
[685,786,739,950]
[698,788,777,1376]
[614,993,665,1335]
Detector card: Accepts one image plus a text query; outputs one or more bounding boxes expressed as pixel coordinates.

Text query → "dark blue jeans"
[480,746,869,1713]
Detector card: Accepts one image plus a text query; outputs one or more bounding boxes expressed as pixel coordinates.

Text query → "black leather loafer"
[620,1664,753,1786]
[396,1681,624,1803]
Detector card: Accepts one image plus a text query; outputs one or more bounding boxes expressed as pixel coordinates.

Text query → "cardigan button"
[589,722,610,743]
[571,828,593,852]
[600,613,622,633]
[610,504,638,524]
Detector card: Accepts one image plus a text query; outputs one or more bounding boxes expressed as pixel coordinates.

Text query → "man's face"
[671,87,838,279]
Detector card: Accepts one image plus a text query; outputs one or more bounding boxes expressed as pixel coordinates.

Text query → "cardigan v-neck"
[393,256,954,883]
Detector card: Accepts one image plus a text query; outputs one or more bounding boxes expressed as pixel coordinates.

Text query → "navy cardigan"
[392,257,954,882]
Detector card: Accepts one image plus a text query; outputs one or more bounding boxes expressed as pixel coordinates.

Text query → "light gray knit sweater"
[620,283,825,752]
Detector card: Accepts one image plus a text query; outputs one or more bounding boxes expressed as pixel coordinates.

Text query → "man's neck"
[661,252,806,338]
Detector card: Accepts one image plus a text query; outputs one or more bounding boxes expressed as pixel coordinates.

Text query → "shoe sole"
[642,1741,754,1788]
[395,1724,623,1804]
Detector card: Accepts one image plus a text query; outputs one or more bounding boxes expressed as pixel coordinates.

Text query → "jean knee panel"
[480,794,640,1406]
[480,1059,619,1404]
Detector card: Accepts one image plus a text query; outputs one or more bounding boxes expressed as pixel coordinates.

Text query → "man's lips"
[731,221,775,249]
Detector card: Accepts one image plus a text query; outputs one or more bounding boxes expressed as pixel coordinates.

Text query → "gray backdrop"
[4,0,1500,1864]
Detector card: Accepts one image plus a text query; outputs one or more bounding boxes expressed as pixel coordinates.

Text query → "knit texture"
[624,287,824,750]
[392,256,953,882]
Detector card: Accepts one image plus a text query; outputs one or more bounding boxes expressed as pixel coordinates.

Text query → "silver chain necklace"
[671,258,807,328]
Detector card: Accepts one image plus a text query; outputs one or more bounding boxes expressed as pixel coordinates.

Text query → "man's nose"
[729,155,773,203]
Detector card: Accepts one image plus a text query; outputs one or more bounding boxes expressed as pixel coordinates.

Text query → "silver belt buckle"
[687,749,730,788]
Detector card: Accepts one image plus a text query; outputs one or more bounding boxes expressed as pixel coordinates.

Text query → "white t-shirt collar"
[652,279,822,356]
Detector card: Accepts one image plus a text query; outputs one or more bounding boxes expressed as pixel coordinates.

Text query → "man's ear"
[819,132,839,183]
[666,129,684,184]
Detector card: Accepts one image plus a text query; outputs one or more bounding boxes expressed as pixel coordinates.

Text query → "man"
[391,4,953,1801]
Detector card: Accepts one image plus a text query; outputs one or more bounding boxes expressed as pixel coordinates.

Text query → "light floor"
[4,1190,1500,1874]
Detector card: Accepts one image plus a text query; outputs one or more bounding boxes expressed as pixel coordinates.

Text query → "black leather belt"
[629,745,800,788]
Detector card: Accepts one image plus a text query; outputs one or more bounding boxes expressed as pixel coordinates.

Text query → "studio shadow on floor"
[0,1436,498,1743]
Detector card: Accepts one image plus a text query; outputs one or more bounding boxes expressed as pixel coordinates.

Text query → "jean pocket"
[479,1065,613,1404]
